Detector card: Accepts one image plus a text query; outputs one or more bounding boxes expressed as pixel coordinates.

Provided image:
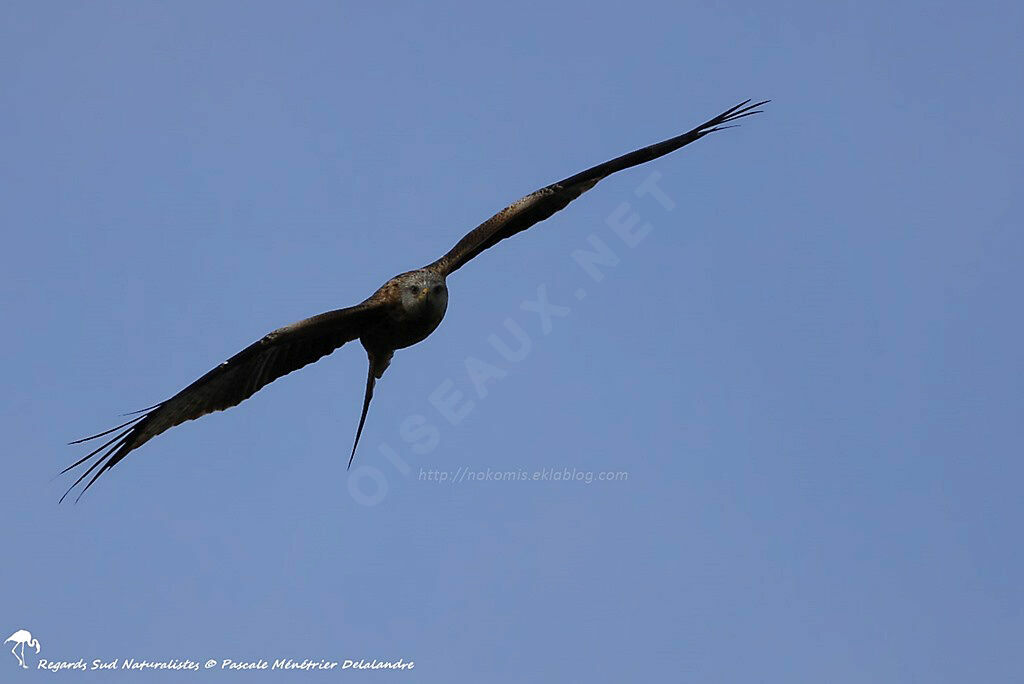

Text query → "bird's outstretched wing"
[425,99,768,277]
[61,301,387,502]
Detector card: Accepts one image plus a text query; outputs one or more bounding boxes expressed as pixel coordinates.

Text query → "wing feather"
[61,301,385,501]
[426,99,768,276]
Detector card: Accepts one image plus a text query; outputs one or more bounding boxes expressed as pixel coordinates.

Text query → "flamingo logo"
[5,629,40,669]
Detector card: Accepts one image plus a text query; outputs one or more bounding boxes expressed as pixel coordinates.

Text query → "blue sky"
[2,1,1022,681]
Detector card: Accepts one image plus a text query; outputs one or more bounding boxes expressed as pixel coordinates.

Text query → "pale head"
[396,269,448,317]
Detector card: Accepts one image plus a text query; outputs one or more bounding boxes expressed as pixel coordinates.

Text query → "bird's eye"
[407,286,418,295]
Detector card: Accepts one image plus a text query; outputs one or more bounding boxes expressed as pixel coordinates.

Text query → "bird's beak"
[420,287,430,299]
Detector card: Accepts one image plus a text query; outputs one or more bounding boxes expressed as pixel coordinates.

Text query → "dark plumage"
[62,99,768,502]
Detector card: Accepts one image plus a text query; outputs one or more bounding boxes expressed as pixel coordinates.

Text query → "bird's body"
[361,269,449,354]
[62,99,767,501]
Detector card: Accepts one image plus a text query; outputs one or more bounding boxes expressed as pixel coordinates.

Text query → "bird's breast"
[367,298,447,351]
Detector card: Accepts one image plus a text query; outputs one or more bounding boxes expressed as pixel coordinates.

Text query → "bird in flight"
[62,99,768,502]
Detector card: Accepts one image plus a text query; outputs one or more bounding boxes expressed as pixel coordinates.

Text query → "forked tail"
[349,361,377,469]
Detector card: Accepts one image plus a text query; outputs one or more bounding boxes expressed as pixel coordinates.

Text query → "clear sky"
[2,1,1021,681]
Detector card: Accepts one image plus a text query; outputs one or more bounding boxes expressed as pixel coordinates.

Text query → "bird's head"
[397,270,448,316]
